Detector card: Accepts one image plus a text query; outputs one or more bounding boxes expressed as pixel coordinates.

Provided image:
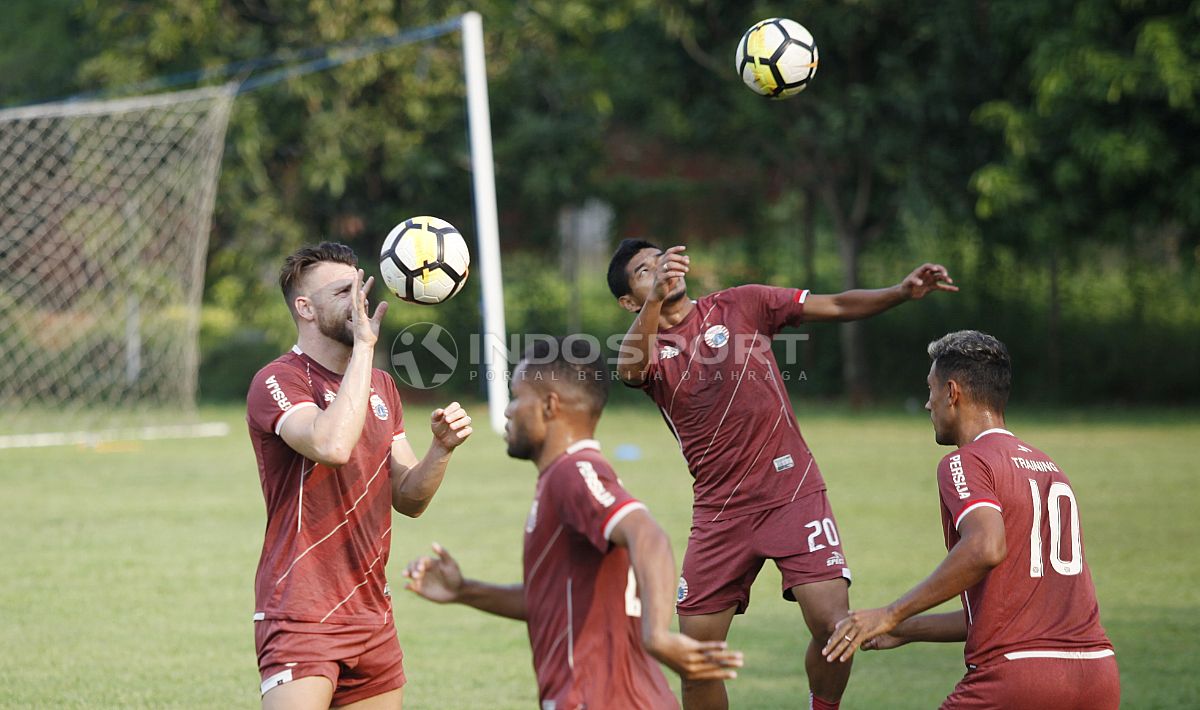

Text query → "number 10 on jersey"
[1027,479,1083,578]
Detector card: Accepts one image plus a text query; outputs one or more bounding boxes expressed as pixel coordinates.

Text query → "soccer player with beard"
[607,240,957,710]
[246,242,473,709]
[402,337,744,709]
[823,331,1118,709]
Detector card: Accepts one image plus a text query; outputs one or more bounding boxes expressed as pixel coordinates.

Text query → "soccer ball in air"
[735,18,819,99]
[380,216,470,305]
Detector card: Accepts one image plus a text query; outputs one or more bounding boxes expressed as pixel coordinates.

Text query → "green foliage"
[2,0,1197,403]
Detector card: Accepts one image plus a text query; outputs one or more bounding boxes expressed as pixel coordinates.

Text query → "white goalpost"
[0,13,509,447]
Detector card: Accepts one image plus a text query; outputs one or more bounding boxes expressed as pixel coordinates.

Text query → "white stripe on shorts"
[1003,649,1115,661]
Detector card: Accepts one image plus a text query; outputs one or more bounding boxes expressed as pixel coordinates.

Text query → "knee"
[807,611,845,644]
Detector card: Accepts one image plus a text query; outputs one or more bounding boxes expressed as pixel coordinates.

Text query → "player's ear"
[946,378,963,407]
[617,294,641,314]
[294,295,315,322]
[543,390,560,420]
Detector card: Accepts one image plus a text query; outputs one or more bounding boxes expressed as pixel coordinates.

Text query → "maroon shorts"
[943,652,1119,710]
[255,618,406,706]
[677,491,851,616]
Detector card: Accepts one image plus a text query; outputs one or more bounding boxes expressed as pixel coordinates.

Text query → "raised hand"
[352,269,389,346]
[430,401,473,451]
[646,633,744,681]
[901,263,958,300]
[650,245,689,303]
[403,543,464,604]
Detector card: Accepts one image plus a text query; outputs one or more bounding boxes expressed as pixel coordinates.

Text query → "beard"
[505,425,535,461]
[932,423,955,446]
[663,280,688,303]
[316,305,354,347]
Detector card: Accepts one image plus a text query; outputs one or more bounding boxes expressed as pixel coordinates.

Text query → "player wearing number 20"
[823,331,1118,709]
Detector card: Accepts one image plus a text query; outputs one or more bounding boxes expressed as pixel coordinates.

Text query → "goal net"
[0,85,236,446]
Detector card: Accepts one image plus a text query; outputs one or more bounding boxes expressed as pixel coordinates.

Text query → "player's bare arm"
[822,506,1004,663]
[860,610,969,652]
[616,246,690,385]
[609,508,744,681]
[403,543,528,620]
[278,270,389,465]
[804,263,958,322]
[389,402,473,517]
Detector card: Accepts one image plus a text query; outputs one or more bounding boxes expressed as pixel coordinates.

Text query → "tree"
[970,0,1200,393]
[652,0,1006,403]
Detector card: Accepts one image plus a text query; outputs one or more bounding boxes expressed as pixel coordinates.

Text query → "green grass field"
[1,403,1197,708]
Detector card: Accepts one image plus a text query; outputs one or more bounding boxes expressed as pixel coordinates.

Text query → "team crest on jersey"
[369,394,390,421]
[703,325,730,348]
[659,345,681,360]
[676,576,689,604]
[525,499,539,533]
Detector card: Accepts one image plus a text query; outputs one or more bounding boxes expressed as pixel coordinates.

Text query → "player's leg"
[678,606,739,710]
[767,492,853,709]
[262,675,335,710]
[676,516,761,710]
[789,578,852,709]
[329,622,407,709]
[335,687,403,710]
[256,619,341,710]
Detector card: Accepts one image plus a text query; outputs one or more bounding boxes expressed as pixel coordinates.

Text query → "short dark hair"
[279,242,358,315]
[927,330,1012,413]
[606,238,660,299]
[519,336,610,415]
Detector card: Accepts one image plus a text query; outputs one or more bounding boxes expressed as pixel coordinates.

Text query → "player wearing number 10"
[823,331,1118,709]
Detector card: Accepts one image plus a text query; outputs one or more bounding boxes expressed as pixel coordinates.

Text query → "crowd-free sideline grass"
[1,404,1196,708]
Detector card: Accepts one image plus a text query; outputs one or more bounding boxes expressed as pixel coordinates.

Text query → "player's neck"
[656,294,695,328]
[296,332,352,375]
[534,426,597,472]
[956,411,1007,447]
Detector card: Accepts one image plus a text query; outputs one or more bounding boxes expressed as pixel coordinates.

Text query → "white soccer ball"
[735,18,819,99]
[379,216,470,305]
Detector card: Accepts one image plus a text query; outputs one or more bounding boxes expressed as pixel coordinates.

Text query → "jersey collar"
[565,439,601,454]
[974,427,1015,441]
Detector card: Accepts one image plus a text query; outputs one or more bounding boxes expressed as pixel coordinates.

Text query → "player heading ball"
[607,239,957,710]
[246,242,473,709]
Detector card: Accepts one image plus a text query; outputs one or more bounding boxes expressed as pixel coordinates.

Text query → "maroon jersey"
[638,286,824,521]
[523,440,678,709]
[938,429,1114,668]
[246,346,405,625]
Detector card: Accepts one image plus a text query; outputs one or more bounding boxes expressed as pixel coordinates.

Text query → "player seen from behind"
[403,337,744,709]
[823,330,1118,709]
[246,242,473,709]
[607,240,957,710]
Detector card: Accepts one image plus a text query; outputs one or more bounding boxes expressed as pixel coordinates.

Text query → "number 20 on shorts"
[805,518,840,552]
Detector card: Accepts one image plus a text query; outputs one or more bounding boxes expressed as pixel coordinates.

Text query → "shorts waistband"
[1002,649,1115,661]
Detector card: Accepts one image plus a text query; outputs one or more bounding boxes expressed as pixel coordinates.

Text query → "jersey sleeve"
[937,450,1003,530]
[246,363,317,436]
[378,371,407,441]
[733,284,809,336]
[547,456,648,553]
